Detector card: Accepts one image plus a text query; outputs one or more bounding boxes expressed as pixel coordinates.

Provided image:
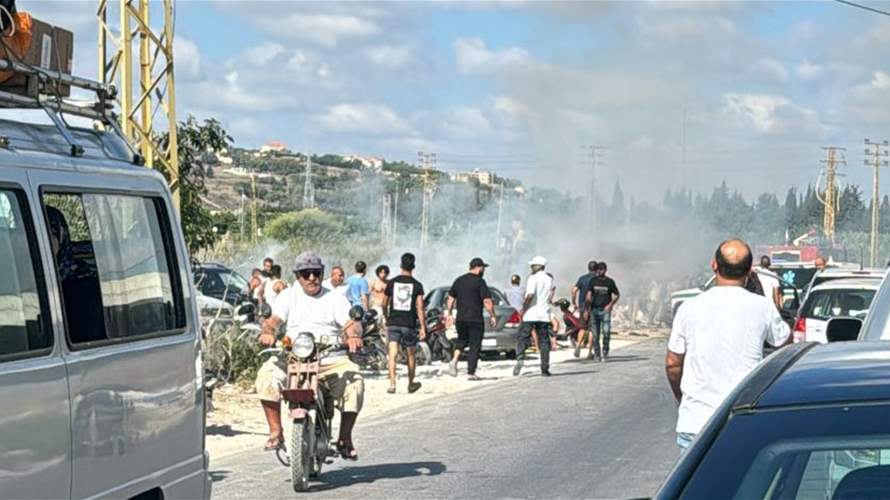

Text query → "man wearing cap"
[256,251,365,460]
[514,256,555,376]
[585,262,620,362]
[382,253,426,394]
[445,257,498,380]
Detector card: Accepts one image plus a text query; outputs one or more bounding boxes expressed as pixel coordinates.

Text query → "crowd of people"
[240,250,628,457]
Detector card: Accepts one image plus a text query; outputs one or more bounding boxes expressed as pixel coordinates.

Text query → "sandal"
[408,381,422,394]
[387,386,396,394]
[337,441,358,461]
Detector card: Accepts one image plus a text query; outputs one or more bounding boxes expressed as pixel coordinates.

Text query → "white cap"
[529,256,547,266]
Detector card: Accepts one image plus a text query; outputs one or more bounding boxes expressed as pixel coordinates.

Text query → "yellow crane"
[97,0,179,207]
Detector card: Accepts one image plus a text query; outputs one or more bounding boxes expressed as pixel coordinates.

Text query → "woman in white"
[261,264,288,307]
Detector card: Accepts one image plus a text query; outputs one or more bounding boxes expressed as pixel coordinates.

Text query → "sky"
[16,0,890,201]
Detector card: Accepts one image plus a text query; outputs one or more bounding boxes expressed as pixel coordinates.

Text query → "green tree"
[157,116,233,254]
[265,209,354,244]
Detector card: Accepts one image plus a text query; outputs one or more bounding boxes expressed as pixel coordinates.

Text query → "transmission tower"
[98,0,180,207]
[303,154,315,209]
[816,146,846,243]
[418,151,437,248]
[865,139,889,266]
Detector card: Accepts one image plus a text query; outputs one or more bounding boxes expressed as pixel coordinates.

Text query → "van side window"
[43,192,184,345]
[0,189,51,358]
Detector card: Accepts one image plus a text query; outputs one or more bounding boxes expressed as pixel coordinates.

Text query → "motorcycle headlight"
[292,332,315,358]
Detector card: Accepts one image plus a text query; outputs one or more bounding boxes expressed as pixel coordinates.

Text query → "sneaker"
[512,359,524,376]
[573,345,581,358]
[602,353,609,363]
[586,353,595,361]
[541,370,552,377]
[448,360,458,377]
[408,381,422,393]
[467,374,481,381]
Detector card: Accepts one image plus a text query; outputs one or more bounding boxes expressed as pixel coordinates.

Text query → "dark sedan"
[656,340,890,499]
[424,286,520,358]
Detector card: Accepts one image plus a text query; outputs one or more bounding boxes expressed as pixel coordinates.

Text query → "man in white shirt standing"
[756,255,782,309]
[514,256,555,377]
[666,239,791,450]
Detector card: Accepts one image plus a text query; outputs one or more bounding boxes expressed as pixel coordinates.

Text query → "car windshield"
[681,404,890,499]
[776,267,819,290]
[801,289,875,320]
[220,269,249,293]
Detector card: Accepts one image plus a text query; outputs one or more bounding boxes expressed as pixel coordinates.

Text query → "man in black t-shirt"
[571,260,598,358]
[383,253,426,394]
[445,257,498,380]
[585,262,620,362]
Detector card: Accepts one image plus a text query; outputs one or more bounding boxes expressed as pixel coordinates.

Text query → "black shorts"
[387,325,419,348]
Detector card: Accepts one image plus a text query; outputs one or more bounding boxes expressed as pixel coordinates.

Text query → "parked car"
[0,119,209,498]
[671,269,800,325]
[802,266,885,299]
[771,261,819,293]
[656,341,890,499]
[424,286,519,357]
[856,269,890,342]
[793,278,881,344]
[194,262,252,305]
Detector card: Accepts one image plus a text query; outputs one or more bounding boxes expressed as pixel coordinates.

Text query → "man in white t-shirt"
[322,265,348,298]
[256,252,365,460]
[514,256,555,377]
[666,240,790,450]
[756,255,782,309]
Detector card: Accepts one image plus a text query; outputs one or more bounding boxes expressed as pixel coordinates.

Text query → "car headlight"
[292,332,315,358]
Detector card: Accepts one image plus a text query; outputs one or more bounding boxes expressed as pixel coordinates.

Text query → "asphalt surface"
[211,338,680,499]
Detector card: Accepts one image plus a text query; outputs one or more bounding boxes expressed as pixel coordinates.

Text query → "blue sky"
[19,1,890,200]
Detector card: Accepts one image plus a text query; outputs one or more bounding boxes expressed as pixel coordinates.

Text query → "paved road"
[212,338,680,499]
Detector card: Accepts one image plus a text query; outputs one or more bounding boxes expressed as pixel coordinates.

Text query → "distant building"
[344,154,384,171]
[450,169,495,186]
[260,141,288,154]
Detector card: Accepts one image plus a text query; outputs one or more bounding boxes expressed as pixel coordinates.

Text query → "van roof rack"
[0,59,142,164]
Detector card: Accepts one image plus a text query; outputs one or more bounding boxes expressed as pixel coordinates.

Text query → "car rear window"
[801,289,875,321]
[776,268,818,290]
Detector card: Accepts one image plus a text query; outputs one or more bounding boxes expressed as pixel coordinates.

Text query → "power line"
[833,0,890,17]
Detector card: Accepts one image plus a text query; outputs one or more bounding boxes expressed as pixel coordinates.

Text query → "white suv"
[794,278,882,343]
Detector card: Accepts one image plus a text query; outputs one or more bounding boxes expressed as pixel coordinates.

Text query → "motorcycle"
[424,308,453,363]
[348,307,388,371]
[266,333,339,492]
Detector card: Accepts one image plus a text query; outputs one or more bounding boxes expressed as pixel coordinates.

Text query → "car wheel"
[505,350,517,360]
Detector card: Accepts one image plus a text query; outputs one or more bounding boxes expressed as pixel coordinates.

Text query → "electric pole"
[250,173,258,244]
[580,145,605,240]
[495,182,505,248]
[816,146,846,244]
[381,194,392,243]
[392,180,400,246]
[864,139,889,267]
[303,153,315,209]
[418,151,437,249]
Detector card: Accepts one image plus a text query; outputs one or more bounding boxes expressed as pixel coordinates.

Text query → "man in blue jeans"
[584,262,620,362]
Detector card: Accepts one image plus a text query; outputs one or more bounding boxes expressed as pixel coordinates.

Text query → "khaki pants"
[255,355,364,413]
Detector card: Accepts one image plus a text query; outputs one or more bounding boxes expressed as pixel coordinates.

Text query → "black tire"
[505,350,517,360]
[290,419,312,492]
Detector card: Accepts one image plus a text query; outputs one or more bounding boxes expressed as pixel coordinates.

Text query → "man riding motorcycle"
[256,251,364,460]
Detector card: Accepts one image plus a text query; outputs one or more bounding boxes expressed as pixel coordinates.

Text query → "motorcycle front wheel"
[290,418,313,492]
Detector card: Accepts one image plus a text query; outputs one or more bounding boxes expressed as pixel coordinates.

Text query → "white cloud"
[721,93,822,135]
[315,103,412,135]
[493,96,530,119]
[443,107,492,139]
[366,44,414,68]
[872,71,890,89]
[175,37,203,82]
[254,13,380,47]
[243,42,286,66]
[287,51,310,71]
[642,16,736,39]
[751,58,789,83]
[795,60,823,81]
[454,37,532,74]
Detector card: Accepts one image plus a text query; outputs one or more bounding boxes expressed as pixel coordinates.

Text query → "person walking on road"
[445,258,498,381]
[346,261,370,310]
[572,260,598,358]
[585,262,620,362]
[382,253,426,394]
[514,256,555,376]
[666,239,791,450]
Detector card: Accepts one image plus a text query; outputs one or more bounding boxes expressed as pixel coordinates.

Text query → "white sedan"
[793,278,881,344]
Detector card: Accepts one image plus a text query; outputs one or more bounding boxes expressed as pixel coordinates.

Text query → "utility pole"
[239,189,246,240]
[381,194,392,243]
[303,153,315,209]
[865,139,889,266]
[495,182,505,249]
[580,145,605,240]
[250,173,258,244]
[816,146,846,244]
[418,151,437,248]
[392,180,400,246]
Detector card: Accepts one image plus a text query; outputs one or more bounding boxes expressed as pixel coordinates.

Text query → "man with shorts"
[382,253,426,394]
[256,251,365,460]
[445,257,498,380]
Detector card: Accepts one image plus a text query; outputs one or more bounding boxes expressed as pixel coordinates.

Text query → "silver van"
[0,118,209,499]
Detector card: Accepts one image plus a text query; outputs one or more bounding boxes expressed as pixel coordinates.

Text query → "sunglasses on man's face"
[297,269,322,280]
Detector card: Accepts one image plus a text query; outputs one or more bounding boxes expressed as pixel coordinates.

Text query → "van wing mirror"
[826,317,862,343]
